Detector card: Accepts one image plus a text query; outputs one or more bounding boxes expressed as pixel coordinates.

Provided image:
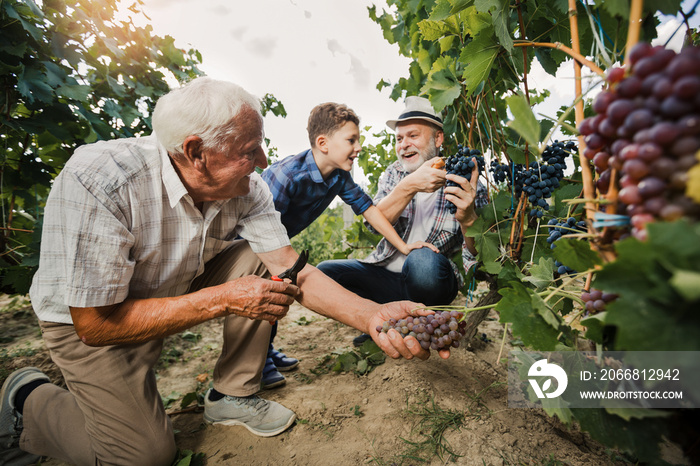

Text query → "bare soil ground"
[0,295,685,465]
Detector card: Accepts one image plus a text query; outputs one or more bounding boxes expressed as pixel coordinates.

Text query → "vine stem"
[497,322,509,365]
[625,0,645,66]
[513,41,605,77]
[414,303,498,315]
[566,0,598,226]
[541,269,594,303]
[509,192,526,258]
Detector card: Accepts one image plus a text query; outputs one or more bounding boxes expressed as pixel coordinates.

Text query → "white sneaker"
[203,389,296,437]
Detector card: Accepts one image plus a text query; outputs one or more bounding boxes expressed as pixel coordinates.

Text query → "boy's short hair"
[307,103,360,147]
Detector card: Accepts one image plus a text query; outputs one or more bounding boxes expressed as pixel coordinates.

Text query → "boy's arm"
[362,205,438,255]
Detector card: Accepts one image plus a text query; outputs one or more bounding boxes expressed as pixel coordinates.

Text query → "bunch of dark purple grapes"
[489,141,576,218]
[579,42,700,240]
[581,288,619,315]
[445,145,485,213]
[377,311,467,351]
[547,217,587,275]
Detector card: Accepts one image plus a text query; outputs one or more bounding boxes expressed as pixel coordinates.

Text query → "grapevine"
[368,1,700,463]
[546,217,587,276]
[489,141,577,218]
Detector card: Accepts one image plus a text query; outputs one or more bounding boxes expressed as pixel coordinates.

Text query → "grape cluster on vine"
[579,42,700,240]
[376,311,467,351]
[581,288,618,315]
[547,217,587,275]
[444,145,485,213]
[489,141,577,218]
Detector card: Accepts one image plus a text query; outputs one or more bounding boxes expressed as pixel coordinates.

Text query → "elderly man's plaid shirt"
[361,160,489,288]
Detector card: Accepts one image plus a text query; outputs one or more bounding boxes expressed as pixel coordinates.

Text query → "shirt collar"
[305,149,327,184]
[158,139,190,209]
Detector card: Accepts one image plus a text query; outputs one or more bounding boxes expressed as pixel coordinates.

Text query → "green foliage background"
[0,0,205,293]
[364,0,698,464]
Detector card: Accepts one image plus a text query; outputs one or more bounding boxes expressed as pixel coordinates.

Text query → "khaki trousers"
[21,240,272,466]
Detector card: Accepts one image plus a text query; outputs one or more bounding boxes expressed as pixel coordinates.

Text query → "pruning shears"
[271,249,309,286]
[269,249,309,324]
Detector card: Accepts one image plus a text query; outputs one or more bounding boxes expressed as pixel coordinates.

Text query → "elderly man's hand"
[369,301,452,360]
[408,159,447,193]
[445,158,480,228]
[218,275,299,322]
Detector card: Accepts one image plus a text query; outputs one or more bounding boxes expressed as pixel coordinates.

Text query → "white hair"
[152,76,262,155]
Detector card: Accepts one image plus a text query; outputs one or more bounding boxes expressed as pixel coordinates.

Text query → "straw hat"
[386,96,443,130]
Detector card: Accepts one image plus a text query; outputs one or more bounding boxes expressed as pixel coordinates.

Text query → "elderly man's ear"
[182,135,205,171]
[434,131,445,148]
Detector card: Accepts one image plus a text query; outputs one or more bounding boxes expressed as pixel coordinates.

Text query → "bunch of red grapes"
[377,311,467,351]
[579,42,700,240]
[581,288,618,315]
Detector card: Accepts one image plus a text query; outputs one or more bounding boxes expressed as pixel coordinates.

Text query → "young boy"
[260,102,437,388]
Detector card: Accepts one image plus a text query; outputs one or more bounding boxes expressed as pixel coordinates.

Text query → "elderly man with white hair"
[0,77,438,466]
[318,96,489,347]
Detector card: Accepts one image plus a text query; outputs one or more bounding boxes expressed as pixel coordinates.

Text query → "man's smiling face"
[394,121,443,173]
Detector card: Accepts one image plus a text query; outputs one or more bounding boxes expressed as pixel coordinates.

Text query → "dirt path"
[2,295,644,466]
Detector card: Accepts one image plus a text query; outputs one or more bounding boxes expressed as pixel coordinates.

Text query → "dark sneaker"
[352,333,371,347]
[261,357,286,389]
[203,389,296,437]
[268,348,299,372]
[1,367,49,466]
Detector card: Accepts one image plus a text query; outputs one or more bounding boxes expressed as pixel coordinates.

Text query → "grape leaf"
[497,282,561,350]
[418,19,448,41]
[458,29,498,98]
[552,237,601,272]
[523,257,555,290]
[476,232,502,274]
[572,408,666,463]
[506,94,541,148]
[669,269,700,302]
[421,58,462,112]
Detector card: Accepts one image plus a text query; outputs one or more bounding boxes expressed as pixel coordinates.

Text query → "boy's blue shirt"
[261,149,373,238]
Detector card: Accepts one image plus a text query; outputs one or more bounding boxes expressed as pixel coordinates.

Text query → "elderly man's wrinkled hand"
[369,301,451,360]
[218,275,299,322]
[410,159,447,193]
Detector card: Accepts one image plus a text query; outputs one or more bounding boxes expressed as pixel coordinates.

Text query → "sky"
[131,0,699,162]
[132,0,411,159]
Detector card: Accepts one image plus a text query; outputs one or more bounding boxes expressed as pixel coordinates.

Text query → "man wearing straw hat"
[318,96,488,346]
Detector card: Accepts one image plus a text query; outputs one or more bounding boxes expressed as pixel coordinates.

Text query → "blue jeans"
[316,248,458,306]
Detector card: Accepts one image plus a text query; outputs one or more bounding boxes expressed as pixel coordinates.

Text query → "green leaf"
[476,232,502,274]
[421,57,462,111]
[552,237,601,272]
[534,48,559,76]
[56,84,91,101]
[429,0,454,21]
[458,29,498,97]
[475,0,512,51]
[2,1,43,42]
[669,269,700,302]
[602,406,671,421]
[552,183,583,218]
[572,408,666,463]
[523,257,555,290]
[418,19,448,41]
[506,94,541,148]
[180,391,198,409]
[17,65,54,105]
[497,282,561,350]
[599,0,629,18]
